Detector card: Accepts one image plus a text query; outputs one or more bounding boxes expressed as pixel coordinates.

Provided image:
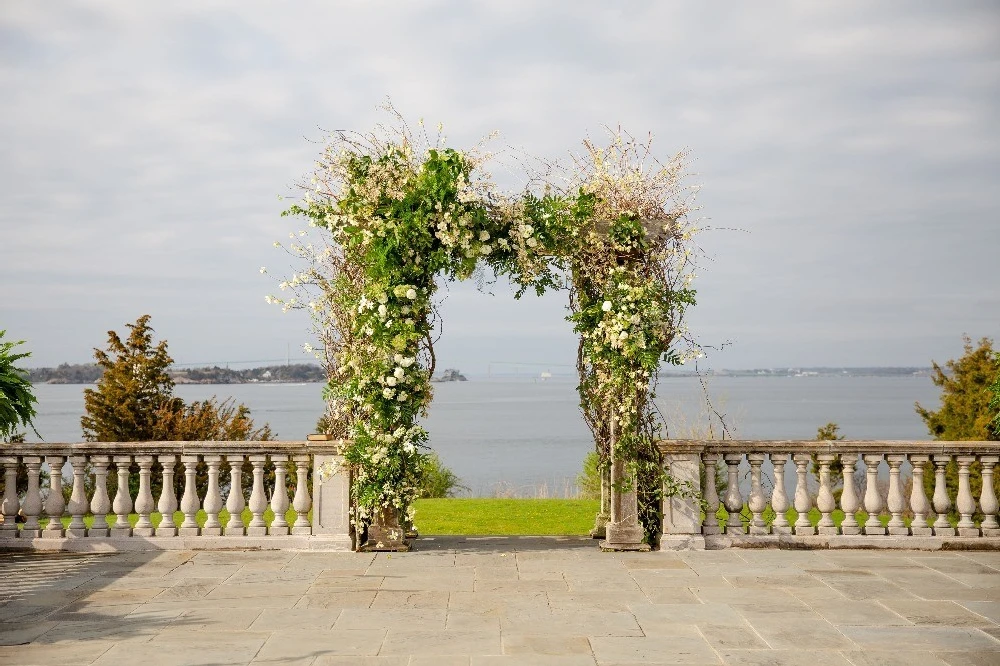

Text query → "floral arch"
[270,114,701,552]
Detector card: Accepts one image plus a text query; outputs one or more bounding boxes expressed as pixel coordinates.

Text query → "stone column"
[0,457,19,537]
[980,455,1000,537]
[42,455,66,537]
[908,455,932,536]
[66,456,89,537]
[601,417,648,551]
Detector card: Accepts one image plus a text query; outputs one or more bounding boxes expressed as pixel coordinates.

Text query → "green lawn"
[412,498,600,535]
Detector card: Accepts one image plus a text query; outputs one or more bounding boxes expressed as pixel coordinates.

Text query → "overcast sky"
[1,1,998,374]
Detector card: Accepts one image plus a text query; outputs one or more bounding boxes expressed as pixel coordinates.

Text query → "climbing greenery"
[273,112,700,546]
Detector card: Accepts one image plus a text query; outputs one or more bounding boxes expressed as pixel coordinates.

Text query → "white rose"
[406,288,417,300]
[480,245,492,255]
[526,238,538,248]
[401,357,414,368]
[602,301,612,312]
[479,230,490,241]
[394,367,405,379]
[619,331,629,340]
[386,377,398,387]
[394,353,404,363]
[377,304,387,317]
[382,387,395,399]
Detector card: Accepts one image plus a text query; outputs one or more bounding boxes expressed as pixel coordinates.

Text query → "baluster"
[955,455,978,536]
[908,454,932,536]
[862,454,886,536]
[247,455,268,536]
[179,455,201,536]
[932,454,955,536]
[747,453,768,534]
[133,455,155,537]
[22,456,43,537]
[979,455,999,537]
[225,454,246,536]
[723,454,744,535]
[816,453,837,535]
[270,455,290,535]
[702,452,721,535]
[88,456,111,537]
[42,455,66,537]
[0,457,18,537]
[202,455,224,536]
[792,453,815,535]
[291,455,312,535]
[157,454,178,536]
[66,455,89,537]
[840,454,861,535]
[886,454,907,535]
[770,454,790,534]
[111,456,133,537]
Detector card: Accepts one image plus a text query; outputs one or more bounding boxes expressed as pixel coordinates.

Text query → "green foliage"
[417,452,469,498]
[915,337,1000,510]
[577,450,601,500]
[0,330,38,441]
[989,352,1000,439]
[915,336,999,441]
[816,423,844,442]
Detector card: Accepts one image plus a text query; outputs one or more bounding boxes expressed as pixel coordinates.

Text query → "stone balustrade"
[659,439,1000,550]
[0,437,352,551]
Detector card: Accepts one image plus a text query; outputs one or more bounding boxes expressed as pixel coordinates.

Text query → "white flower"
[378,304,387,318]
[526,238,538,248]
[602,301,612,312]
[619,331,629,340]
[406,288,417,300]
[394,367,405,379]
[382,387,395,399]
[479,245,492,255]
[386,376,398,387]
[377,293,388,304]
[401,357,414,368]
[522,224,533,236]
[479,230,490,241]
[394,353,404,363]
[259,266,266,274]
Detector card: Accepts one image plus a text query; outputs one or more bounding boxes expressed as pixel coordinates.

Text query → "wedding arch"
[270,111,702,552]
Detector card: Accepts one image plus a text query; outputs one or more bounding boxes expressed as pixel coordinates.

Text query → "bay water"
[23,376,940,496]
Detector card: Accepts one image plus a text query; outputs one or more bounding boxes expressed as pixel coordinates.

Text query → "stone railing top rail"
[656,439,1000,456]
[0,437,347,458]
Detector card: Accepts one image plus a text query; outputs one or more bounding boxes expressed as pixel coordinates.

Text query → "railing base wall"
[0,534,352,553]
[696,534,1000,551]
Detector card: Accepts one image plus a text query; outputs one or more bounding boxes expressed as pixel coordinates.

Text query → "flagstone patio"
[1,538,999,665]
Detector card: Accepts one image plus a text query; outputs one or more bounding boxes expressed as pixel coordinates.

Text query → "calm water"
[24,376,940,495]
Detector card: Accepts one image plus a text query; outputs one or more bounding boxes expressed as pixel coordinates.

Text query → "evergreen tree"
[82,315,175,442]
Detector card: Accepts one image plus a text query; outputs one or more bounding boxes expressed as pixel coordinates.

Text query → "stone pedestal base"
[132,527,155,537]
[600,521,649,551]
[659,535,705,550]
[589,512,608,539]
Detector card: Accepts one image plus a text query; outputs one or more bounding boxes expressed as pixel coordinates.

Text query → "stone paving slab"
[1,538,999,664]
